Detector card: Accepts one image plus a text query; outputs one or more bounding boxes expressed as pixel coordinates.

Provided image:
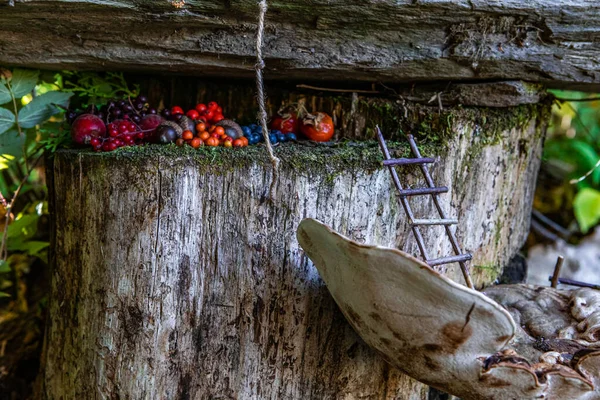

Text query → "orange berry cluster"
[176,123,249,149]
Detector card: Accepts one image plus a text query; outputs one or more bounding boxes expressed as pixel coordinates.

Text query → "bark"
[1,1,599,88]
[41,103,546,398]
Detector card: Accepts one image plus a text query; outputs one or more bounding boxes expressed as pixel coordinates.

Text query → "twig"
[569,158,600,184]
[547,276,600,290]
[0,153,44,260]
[550,256,564,288]
[296,84,380,94]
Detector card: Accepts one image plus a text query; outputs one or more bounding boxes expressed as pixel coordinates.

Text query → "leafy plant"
[541,90,600,234]
[0,67,72,297]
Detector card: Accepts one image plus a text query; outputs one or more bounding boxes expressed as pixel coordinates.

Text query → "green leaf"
[18,91,72,129]
[0,130,25,159]
[7,214,39,240]
[0,84,11,105]
[7,240,49,256]
[573,188,600,233]
[0,107,15,135]
[0,260,10,273]
[0,292,10,298]
[10,69,39,99]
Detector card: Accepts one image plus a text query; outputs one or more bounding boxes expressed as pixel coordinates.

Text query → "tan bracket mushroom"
[297,218,600,400]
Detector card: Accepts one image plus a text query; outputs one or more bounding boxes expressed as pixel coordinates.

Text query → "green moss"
[358,99,550,146]
[57,141,442,179]
[472,264,503,287]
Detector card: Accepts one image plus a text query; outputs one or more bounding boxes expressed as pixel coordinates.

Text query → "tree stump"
[41,99,547,399]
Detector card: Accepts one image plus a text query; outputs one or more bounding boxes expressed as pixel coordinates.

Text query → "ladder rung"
[427,253,472,267]
[411,218,458,226]
[397,187,448,196]
[383,157,435,167]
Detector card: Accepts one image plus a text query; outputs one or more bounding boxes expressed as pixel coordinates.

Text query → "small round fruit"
[215,119,244,139]
[155,124,179,144]
[182,130,194,140]
[139,114,164,136]
[223,140,232,148]
[240,137,249,147]
[269,133,277,144]
[215,126,225,136]
[196,122,206,133]
[199,132,210,141]
[195,103,207,113]
[208,101,218,110]
[190,137,202,148]
[206,137,219,147]
[277,133,286,143]
[242,126,252,136]
[287,133,298,141]
[71,114,107,145]
[212,114,224,123]
[171,106,184,115]
[233,139,243,147]
[186,110,200,120]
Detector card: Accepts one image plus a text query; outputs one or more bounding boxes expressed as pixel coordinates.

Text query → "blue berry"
[254,126,263,134]
[287,133,297,141]
[242,126,252,135]
[269,133,278,144]
[277,133,286,142]
[249,124,258,130]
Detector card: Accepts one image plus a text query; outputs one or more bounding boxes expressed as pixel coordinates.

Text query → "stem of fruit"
[255,0,280,199]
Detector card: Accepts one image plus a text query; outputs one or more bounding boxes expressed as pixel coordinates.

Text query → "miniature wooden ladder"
[376,126,474,289]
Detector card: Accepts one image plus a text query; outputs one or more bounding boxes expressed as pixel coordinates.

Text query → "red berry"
[118,122,129,134]
[216,106,223,114]
[171,106,184,115]
[195,103,207,113]
[186,110,199,120]
[108,142,117,151]
[205,110,214,121]
[102,143,111,152]
[107,123,116,131]
[90,138,101,147]
[136,132,145,140]
[114,139,123,147]
[109,129,119,137]
[127,122,136,132]
[212,114,224,123]
[71,114,107,145]
[208,101,218,110]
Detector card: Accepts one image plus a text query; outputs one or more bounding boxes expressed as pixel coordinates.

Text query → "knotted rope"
[255,0,280,198]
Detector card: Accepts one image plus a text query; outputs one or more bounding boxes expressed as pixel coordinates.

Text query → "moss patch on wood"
[56,141,444,178]
[359,99,550,145]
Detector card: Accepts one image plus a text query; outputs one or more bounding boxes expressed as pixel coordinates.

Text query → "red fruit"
[208,101,218,110]
[300,112,334,142]
[186,110,199,120]
[195,103,207,113]
[109,129,119,138]
[233,139,243,147]
[204,110,214,121]
[71,114,107,145]
[271,112,300,134]
[216,106,223,114]
[171,106,184,115]
[118,122,129,134]
[212,114,224,123]
[90,138,101,147]
[139,114,164,136]
[127,122,137,132]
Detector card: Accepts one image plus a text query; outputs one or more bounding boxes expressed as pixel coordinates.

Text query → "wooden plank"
[0,1,599,88]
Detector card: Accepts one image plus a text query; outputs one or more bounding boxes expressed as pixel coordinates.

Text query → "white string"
[255,0,280,198]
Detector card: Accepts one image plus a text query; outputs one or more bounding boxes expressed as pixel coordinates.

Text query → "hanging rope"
[255,0,280,198]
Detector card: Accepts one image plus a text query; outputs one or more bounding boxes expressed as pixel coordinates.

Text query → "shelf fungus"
[297,219,600,400]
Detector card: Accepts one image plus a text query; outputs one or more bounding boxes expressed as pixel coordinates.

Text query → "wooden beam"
[1,1,599,88]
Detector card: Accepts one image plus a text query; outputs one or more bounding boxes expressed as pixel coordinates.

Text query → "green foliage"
[62,71,138,107]
[543,90,600,233]
[573,188,600,233]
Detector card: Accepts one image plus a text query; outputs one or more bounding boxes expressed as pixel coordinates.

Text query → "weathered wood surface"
[1,1,600,88]
[41,102,545,398]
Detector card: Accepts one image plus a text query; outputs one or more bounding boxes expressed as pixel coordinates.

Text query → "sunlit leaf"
[10,69,39,99]
[573,188,600,233]
[0,107,15,135]
[7,214,39,240]
[18,91,72,129]
[0,260,10,273]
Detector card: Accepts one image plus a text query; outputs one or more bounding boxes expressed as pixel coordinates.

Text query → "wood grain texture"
[1,1,600,88]
[41,107,545,398]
